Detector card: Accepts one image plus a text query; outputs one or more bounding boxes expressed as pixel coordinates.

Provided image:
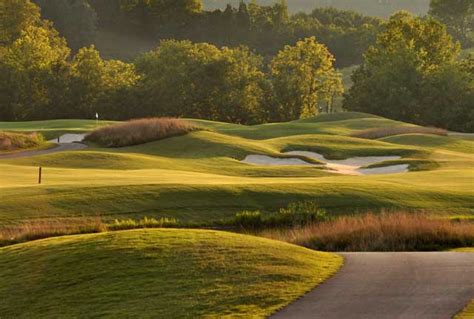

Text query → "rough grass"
[0,131,45,151]
[85,118,199,147]
[351,126,447,139]
[260,212,474,251]
[0,229,342,318]
[0,217,178,247]
[455,300,474,319]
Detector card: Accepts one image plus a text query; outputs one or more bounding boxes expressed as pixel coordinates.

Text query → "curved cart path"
[272,252,474,319]
[0,143,87,159]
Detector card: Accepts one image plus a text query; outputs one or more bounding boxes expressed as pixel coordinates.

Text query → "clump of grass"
[0,217,179,247]
[260,212,474,251]
[231,201,329,230]
[0,131,45,151]
[85,118,200,147]
[108,217,178,231]
[351,126,447,139]
[0,218,106,246]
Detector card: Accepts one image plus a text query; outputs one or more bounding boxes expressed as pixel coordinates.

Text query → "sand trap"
[242,151,409,175]
[241,155,314,166]
[49,134,86,144]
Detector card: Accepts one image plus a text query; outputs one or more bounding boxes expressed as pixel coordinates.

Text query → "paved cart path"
[0,143,87,159]
[272,252,474,319]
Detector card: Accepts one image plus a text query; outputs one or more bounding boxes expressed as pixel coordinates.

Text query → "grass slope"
[455,300,474,319]
[0,229,342,318]
[0,112,472,225]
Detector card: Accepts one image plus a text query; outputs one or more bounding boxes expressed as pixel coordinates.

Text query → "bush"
[107,217,179,231]
[84,118,200,147]
[351,126,447,139]
[231,202,328,229]
[232,211,264,229]
[0,132,45,151]
[260,212,474,251]
[271,201,329,227]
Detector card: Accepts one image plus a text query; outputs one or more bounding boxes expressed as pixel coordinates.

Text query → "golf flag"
[96,113,99,120]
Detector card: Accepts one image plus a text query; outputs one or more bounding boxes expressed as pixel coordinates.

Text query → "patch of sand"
[242,151,409,175]
[49,134,86,144]
[241,155,314,166]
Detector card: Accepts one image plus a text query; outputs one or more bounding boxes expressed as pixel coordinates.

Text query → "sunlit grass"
[0,229,342,318]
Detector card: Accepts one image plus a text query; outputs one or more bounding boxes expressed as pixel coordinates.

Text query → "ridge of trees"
[344,12,473,132]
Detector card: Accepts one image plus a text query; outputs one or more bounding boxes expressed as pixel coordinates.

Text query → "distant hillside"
[203,0,430,17]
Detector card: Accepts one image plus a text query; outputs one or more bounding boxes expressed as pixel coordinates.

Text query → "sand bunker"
[242,151,409,175]
[49,134,86,144]
[241,155,314,166]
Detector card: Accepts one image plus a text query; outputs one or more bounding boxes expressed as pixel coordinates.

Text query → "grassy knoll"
[455,300,474,319]
[0,229,342,318]
[0,112,472,226]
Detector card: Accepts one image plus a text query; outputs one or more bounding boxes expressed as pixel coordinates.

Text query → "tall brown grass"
[0,218,106,246]
[0,217,181,247]
[351,126,447,139]
[260,212,474,251]
[0,132,44,151]
[85,118,200,147]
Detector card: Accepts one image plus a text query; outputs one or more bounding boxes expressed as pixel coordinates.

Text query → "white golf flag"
[96,113,99,119]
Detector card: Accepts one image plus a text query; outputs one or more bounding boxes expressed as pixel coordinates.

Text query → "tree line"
[31,0,472,68]
[32,0,383,68]
[0,0,342,124]
[0,0,473,132]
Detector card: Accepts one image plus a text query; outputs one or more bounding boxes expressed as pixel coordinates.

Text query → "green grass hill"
[0,229,342,318]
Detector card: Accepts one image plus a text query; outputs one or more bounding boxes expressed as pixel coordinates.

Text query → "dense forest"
[203,0,430,17]
[0,0,473,131]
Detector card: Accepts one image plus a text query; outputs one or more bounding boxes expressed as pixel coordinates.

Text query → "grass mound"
[351,126,447,139]
[0,229,342,318]
[261,212,474,251]
[85,118,199,147]
[0,131,44,151]
[455,300,474,319]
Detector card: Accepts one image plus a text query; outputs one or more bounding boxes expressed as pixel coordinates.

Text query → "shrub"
[260,212,474,251]
[107,217,179,231]
[351,126,447,139]
[231,202,328,229]
[232,211,264,229]
[84,118,200,147]
[271,201,329,227]
[0,132,45,151]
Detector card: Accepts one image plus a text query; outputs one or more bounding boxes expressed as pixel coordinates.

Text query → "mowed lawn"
[0,229,342,318]
[0,112,473,225]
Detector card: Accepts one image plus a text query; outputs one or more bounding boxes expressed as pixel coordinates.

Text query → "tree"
[69,46,139,118]
[344,12,473,131]
[0,23,70,120]
[135,40,267,123]
[33,0,98,51]
[429,0,473,46]
[0,0,41,46]
[270,37,343,120]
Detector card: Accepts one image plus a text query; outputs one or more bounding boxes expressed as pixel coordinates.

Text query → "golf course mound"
[0,229,342,318]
